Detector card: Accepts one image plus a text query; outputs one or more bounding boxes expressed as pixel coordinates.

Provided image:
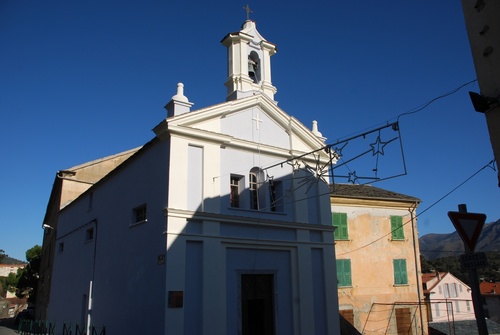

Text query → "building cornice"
[331,196,418,209]
[164,207,335,232]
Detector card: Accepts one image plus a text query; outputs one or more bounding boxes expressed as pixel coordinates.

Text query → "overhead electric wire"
[330,79,478,146]
[336,159,496,256]
[395,79,478,122]
[217,79,490,254]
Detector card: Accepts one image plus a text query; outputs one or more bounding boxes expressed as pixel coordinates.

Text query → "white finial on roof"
[311,120,327,142]
[165,82,194,117]
[172,83,189,103]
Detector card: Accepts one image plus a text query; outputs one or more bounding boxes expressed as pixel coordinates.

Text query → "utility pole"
[448,204,488,335]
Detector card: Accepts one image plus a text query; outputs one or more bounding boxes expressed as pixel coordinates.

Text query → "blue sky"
[1,1,498,261]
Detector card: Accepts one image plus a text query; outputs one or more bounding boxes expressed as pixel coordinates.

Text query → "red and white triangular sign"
[448,211,486,252]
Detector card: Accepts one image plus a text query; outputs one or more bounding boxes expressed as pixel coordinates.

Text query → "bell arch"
[248,51,261,83]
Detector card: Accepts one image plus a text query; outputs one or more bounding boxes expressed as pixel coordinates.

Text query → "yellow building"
[331,184,426,335]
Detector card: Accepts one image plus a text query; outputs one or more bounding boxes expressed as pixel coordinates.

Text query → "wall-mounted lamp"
[469,91,499,113]
[42,224,54,230]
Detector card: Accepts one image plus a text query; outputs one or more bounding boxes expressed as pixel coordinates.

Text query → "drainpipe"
[409,203,425,334]
[87,219,98,335]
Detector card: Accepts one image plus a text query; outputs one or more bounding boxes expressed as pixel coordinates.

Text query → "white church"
[44,18,341,335]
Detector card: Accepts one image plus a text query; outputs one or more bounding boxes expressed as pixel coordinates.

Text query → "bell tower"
[221,18,277,101]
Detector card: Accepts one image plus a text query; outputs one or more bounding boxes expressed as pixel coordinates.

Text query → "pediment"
[161,94,326,155]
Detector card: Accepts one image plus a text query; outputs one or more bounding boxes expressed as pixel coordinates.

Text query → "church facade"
[44,19,341,334]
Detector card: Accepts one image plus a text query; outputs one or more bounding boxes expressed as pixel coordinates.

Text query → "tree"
[420,255,434,273]
[0,249,6,263]
[16,245,42,303]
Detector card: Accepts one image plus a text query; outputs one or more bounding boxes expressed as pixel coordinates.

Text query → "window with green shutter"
[393,259,408,285]
[391,216,404,240]
[336,259,352,287]
[333,212,348,240]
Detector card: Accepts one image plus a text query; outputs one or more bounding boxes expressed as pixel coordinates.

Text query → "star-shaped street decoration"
[332,142,348,159]
[370,135,397,156]
[297,154,330,194]
[348,171,358,184]
[287,159,302,171]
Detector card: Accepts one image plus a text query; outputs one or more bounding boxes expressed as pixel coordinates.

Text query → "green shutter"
[391,216,404,240]
[336,259,352,287]
[333,213,348,240]
[393,259,408,285]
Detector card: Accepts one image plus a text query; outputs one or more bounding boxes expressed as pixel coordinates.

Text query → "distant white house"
[422,272,474,322]
[0,264,25,277]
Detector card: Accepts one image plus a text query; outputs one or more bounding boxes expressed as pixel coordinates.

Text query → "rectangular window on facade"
[249,172,258,210]
[393,259,408,285]
[466,300,471,311]
[450,283,457,298]
[336,259,352,287]
[438,285,442,294]
[444,283,450,298]
[455,300,460,313]
[269,180,283,212]
[134,204,147,224]
[332,212,348,240]
[58,242,64,253]
[230,175,242,208]
[85,228,94,241]
[391,216,404,240]
[435,303,440,317]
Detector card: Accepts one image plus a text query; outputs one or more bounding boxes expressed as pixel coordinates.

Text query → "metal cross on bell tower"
[243,4,253,20]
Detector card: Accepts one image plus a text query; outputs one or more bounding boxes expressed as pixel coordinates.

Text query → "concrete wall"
[48,140,168,334]
[462,0,500,186]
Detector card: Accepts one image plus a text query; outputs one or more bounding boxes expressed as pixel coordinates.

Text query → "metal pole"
[459,204,488,335]
[409,204,425,334]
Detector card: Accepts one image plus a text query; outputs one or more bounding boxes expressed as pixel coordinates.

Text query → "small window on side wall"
[391,216,404,240]
[393,259,408,285]
[58,242,64,253]
[85,228,94,241]
[333,213,348,240]
[134,204,147,224]
[336,259,352,287]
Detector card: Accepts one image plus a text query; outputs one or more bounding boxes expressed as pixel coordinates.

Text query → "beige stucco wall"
[332,198,427,335]
[59,148,139,209]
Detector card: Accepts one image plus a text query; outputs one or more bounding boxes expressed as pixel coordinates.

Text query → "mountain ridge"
[419,219,500,260]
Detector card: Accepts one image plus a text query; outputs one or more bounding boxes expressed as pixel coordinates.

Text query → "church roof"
[330,183,420,203]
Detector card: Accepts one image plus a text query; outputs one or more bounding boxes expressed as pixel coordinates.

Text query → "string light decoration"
[252,79,479,206]
[330,121,407,185]
[260,121,405,208]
